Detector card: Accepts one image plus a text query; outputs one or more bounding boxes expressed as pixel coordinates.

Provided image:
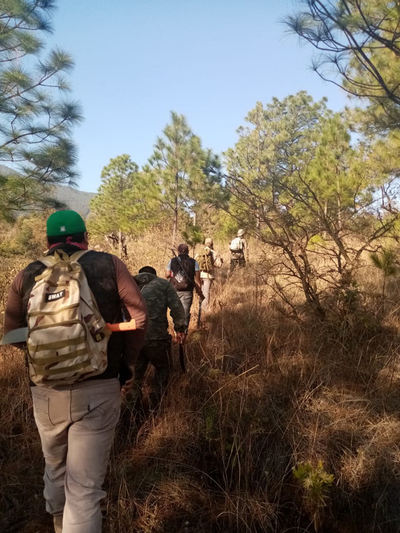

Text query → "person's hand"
[121,376,134,397]
[121,377,134,397]
[120,364,135,397]
[176,332,187,344]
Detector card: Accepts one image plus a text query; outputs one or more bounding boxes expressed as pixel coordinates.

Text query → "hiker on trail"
[133,266,186,409]
[3,210,147,533]
[195,237,223,312]
[165,243,204,332]
[229,229,248,275]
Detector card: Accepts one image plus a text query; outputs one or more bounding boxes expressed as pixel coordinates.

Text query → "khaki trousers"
[200,278,212,312]
[31,378,121,533]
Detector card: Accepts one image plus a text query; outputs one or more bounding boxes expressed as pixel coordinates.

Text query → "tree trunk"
[323,201,328,238]
[256,208,261,230]
[118,228,123,259]
[337,169,342,232]
[172,172,179,245]
[172,206,178,246]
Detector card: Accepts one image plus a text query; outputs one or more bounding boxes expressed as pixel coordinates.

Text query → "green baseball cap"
[46,210,86,237]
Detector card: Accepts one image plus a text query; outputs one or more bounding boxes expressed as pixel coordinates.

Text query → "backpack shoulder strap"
[39,249,82,267]
[37,250,66,269]
[34,250,88,281]
[33,253,61,282]
[39,256,56,268]
[70,250,89,263]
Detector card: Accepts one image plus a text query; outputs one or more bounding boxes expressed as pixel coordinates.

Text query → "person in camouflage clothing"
[133,266,186,408]
[195,237,222,313]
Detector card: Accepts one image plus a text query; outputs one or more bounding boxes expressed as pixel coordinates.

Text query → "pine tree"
[89,154,161,256]
[224,92,399,317]
[285,0,400,133]
[146,111,222,244]
[0,0,82,220]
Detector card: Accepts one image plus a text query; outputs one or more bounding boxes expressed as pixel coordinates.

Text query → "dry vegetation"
[2,230,400,533]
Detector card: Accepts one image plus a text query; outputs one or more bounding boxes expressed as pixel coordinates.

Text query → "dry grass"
[1,233,400,532]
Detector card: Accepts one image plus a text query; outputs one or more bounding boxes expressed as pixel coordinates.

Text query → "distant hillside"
[50,184,96,217]
[0,164,96,217]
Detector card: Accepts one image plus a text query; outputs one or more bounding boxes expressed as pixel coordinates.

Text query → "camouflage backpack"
[197,248,214,273]
[26,250,111,387]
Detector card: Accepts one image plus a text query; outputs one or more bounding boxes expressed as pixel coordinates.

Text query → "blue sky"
[47,0,348,192]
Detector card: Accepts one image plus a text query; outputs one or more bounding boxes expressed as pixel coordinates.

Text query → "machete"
[0,319,137,346]
[179,342,186,373]
[197,299,202,329]
[0,327,28,345]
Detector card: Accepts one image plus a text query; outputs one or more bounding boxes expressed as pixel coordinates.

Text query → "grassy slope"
[1,236,400,532]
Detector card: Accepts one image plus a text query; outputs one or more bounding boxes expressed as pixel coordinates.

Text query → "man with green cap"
[4,210,148,533]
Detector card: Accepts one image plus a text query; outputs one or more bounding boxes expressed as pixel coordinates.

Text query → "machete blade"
[0,327,28,346]
[179,343,186,373]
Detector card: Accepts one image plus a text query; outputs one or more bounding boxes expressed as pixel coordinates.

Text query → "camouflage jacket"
[133,273,185,341]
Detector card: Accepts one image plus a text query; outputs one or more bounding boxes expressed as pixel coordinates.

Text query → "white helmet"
[237,229,245,237]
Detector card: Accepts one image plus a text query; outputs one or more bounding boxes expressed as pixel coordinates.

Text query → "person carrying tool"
[133,266,186,409]
[195,237,223,313]
[3,210,148,533]
[228,229,248,275]
[165,243,204,332]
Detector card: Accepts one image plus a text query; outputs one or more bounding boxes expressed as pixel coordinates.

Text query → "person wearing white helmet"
[195,237,223,313]
[228,229,248,275]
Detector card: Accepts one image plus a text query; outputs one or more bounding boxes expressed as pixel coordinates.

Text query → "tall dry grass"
[1,232,400,532]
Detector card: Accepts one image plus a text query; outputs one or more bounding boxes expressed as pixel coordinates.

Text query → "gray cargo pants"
[31,378,121,533]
